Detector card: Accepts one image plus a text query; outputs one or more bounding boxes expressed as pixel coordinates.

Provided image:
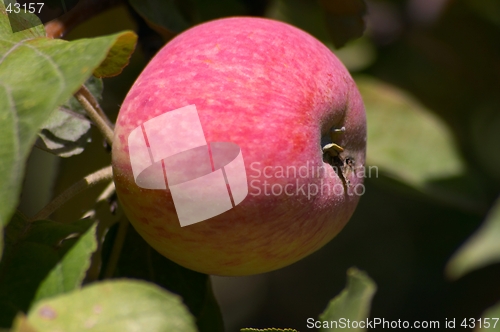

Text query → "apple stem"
[75,86,115,146]
[323,126,352,190]
[331,126,346,133]
[30,166,113,222]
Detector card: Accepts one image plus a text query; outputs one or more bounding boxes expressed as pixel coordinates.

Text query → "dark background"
[19,0,500,331]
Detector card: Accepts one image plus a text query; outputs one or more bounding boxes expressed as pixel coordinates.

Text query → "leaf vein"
[24,43,66,97]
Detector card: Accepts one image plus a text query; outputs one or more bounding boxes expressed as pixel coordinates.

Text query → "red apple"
[112,17,366,276]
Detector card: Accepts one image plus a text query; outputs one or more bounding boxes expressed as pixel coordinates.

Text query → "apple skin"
[112,17,366,276]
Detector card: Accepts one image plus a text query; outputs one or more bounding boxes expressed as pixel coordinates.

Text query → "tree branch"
[78,85,115,130]
[30,166,113,222]
[75,87,115,146]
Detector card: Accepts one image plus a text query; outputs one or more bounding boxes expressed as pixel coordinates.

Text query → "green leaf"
[11,314,38,332]
[476,301,500,332]
[26,280,198,332]
[358,76,489,214]
[446,196,500,279]
[2,0,44,35]
[0,0,44,261]
[33,221,97,303]
[0,213,95,327]
[0,0,137,250]
[109,225,224,332]
[92,31,137,78]
[319,0,366,48]
[0,212,96,328]
[128,0,191,39]
[319,267,376,332]
[35,76,102,157]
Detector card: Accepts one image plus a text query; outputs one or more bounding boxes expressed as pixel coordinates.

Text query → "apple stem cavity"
[322,126,353,191]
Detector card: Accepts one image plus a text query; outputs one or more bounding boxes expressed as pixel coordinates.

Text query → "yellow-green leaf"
[446,196,500,279]
[92,31,137,78]
[359,76,489,214]
[0,0,137,258]
[319,268,376,332]
[27,280,198,332]
[0,212,96,328]
[11,314,38,332]
[475,301,500,332]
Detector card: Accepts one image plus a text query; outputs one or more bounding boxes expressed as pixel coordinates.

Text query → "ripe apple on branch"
[112,17,366,276]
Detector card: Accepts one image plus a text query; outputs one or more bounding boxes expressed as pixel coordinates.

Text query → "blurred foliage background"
[17,0,500,331]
